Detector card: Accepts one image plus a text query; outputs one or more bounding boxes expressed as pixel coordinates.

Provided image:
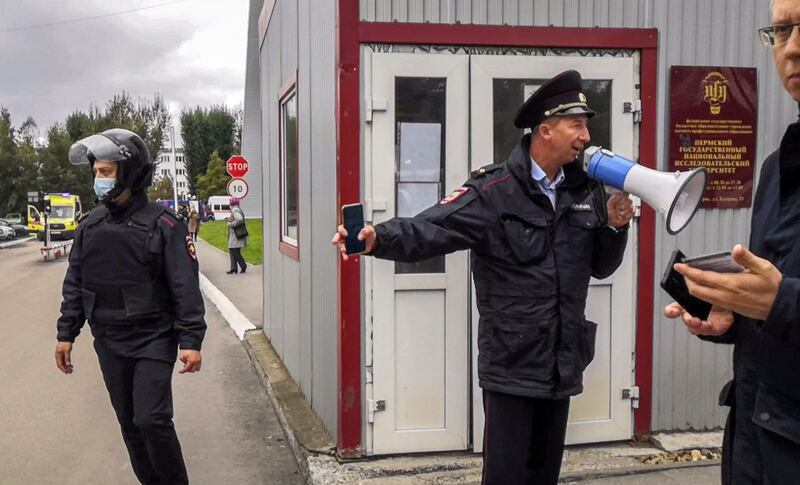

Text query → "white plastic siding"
[359,0,797,431]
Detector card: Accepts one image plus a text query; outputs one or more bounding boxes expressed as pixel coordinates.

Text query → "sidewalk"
[195,238,263,328]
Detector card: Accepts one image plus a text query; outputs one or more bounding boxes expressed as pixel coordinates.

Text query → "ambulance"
[28,193,82,240]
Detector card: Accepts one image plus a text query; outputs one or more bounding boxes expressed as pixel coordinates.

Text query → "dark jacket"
[57,193,206,358]
[372,135,628,398]
[704,118,800,484]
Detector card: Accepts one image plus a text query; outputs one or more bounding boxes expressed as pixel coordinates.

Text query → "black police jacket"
[371,135,628,398]
[57,193,206,352]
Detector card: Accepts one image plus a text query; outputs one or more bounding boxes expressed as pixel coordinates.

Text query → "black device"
[683,251,745,273]
[342,203,366,255]
[660,249,712,320]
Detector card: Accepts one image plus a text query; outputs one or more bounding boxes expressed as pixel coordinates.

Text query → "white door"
[469,55,639,448]
[366,52,471,454]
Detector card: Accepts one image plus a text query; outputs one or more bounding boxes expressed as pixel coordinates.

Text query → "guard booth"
[246,0,787,457]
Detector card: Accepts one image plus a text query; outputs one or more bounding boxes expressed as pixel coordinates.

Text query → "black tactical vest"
[79,202,171,324]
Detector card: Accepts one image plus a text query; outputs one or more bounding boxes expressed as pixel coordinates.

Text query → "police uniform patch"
[440,187,469,205]
[185,235,197,260]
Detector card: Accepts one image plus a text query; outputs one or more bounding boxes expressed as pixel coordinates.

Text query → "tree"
[148,175,175,202]
[180,105,236,194]
[195,150,230,201]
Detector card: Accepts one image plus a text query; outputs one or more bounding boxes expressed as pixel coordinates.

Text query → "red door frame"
[337,0,658,456]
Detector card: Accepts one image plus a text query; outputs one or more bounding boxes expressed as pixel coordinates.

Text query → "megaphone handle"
[588,180,609,227]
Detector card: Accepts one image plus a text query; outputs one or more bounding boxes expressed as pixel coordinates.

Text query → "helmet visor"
[68,134,131,165]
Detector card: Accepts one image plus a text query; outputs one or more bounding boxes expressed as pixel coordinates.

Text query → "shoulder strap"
[130,202,167,228]
[471,162,504,179]
[81,205,109,228]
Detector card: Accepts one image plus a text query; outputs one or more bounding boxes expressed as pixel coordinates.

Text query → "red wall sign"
[668,66,758,208]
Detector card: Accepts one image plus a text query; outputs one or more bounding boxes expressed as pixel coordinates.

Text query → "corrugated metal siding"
[359,0,799,432]
[255,0,338,437]
[307,0,339,436]
[241,0,264,217]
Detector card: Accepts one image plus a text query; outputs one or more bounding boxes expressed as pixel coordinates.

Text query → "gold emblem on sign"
[702,72,729,115]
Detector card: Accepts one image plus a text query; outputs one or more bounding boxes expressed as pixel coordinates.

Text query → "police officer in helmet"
[55,128,206,484]
[333,71,634,484]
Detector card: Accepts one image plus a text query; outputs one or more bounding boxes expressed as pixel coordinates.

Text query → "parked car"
[4,212,23,225]
[0,223,15,241]
[1,218,29,237]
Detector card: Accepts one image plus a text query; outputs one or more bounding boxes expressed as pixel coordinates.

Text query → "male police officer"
[54,128,205,485]
[332,71,634,484]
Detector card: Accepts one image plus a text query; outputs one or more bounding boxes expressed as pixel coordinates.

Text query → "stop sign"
[226,155,249,178]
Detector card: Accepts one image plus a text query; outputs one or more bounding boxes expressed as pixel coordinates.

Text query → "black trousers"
[229,247,246,272]
[94,341,188,485]
[481,390,570,485]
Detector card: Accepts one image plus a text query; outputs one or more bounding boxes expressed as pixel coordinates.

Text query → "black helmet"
[68,128,154,199]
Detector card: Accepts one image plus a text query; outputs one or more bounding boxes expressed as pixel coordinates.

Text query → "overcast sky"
[0,0,248,140]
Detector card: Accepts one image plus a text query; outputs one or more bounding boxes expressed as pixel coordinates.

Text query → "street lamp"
[170,125,179,212]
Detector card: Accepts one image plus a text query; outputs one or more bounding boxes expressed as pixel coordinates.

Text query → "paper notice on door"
[397,182,440,218]
[399,122,441,182]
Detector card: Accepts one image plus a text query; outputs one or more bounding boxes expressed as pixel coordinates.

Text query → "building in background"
[154,148,190,200]
[246,0,794,458]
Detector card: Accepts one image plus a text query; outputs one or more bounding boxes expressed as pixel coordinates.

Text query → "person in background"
[226,197,247,274]
[187,207,200,241]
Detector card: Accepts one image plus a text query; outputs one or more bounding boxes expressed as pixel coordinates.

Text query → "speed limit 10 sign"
[227,178,249,199]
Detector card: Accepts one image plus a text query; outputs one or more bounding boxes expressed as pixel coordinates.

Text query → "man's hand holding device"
[332,203,377,260]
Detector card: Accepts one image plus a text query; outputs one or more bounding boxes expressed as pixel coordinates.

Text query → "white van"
[207,196,231,221]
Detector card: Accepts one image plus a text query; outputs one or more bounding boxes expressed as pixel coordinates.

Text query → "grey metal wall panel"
[297,0,313,399]
[254,0,338,438]
[241,0,264,217]
[308,0,339,438]
[357,0,798,432]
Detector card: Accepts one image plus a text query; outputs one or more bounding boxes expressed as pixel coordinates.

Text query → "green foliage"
[199,219,263,265]
[148,175,175,202]
[195,150,230,202]
[0,92,171,214]
[180,105,236,194]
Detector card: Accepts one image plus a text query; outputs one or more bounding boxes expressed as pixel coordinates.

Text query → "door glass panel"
[492,79,612,163]
[395,77,446,274]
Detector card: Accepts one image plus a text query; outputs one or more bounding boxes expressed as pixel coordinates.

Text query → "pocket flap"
[567,210,601,229]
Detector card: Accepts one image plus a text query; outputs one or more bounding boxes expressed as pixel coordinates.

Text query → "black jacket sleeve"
[370,184,487,262]
[57,226,86,342]
[591,225,629,279]
[159,215,207,350]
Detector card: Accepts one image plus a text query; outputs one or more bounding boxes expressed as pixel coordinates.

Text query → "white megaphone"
[583,146,708,235]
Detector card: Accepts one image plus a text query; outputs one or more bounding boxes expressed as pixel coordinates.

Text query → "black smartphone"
[683,251,745,273]
[342,203,366,255]
[660,249,712,321]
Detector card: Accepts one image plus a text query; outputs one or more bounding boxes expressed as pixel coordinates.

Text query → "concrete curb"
[242,331,336,483]
[559,459,721,483]
[0,236,34,249]
[198,272,256,340]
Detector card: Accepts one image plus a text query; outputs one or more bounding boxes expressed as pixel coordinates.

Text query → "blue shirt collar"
[530,157,565,188]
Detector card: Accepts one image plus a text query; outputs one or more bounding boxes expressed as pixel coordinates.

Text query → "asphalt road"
[0,242,302,484]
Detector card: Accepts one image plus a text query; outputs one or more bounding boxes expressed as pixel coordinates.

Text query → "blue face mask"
[94,177,116,198]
